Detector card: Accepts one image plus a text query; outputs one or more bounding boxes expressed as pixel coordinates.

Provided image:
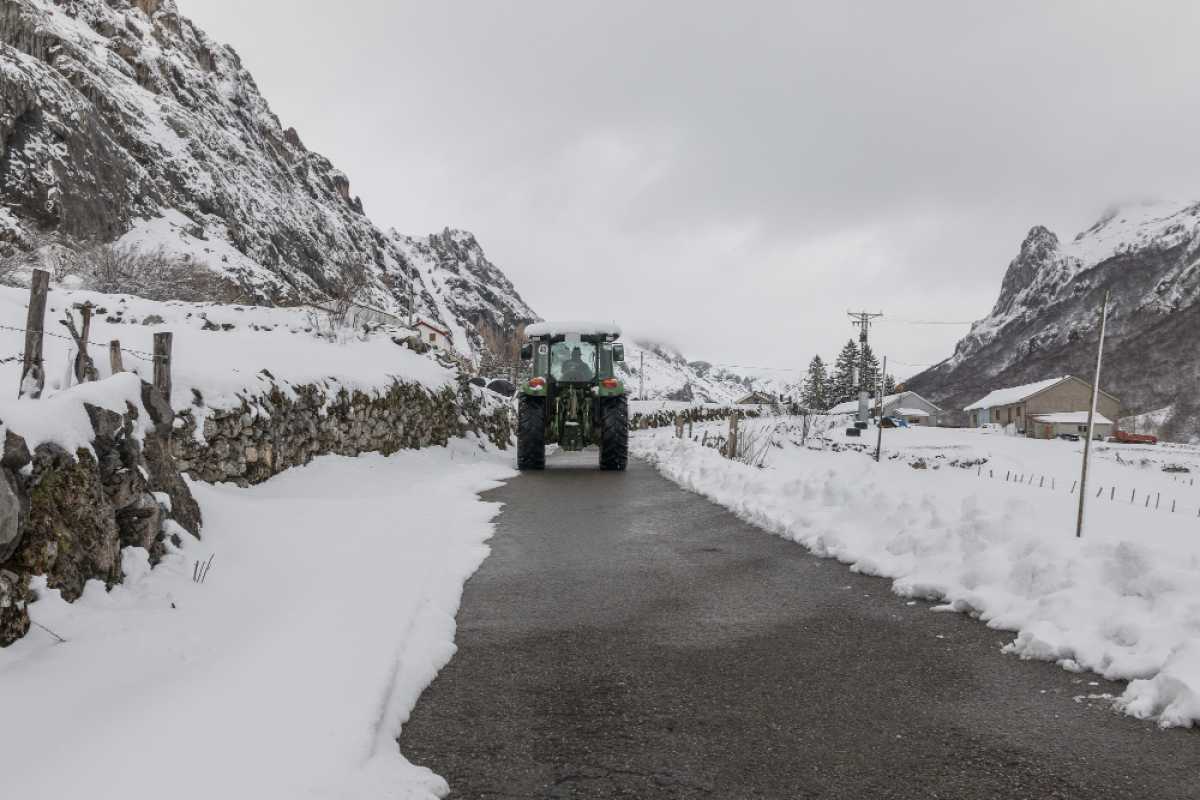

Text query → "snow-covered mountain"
[0,0,793,399]
[908,200,1200,436]
[0,0,534,359]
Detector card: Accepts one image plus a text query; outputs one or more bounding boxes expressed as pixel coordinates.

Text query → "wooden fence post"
[727,414,739,459]
[153,332,173,406]
[109,340,124,374]
[19,269,49,398]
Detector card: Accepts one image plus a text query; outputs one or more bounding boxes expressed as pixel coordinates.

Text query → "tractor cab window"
[550,341,596,382]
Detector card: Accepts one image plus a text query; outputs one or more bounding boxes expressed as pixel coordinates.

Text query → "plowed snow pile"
[635,420,1200,728]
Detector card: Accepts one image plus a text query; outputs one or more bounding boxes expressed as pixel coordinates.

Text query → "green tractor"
[516,321,629,471]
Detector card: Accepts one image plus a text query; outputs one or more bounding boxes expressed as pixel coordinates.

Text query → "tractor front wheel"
[598,396,629,471]
[517,396,546,470]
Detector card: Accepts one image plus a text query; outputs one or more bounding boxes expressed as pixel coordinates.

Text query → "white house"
[414,319,451,351]
[826,390,942,425]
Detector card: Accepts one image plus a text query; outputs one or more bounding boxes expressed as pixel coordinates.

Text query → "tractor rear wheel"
[598,396,629,471]
[517,396,546,470]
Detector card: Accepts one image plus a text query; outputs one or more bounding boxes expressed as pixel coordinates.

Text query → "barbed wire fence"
[16,269,173,402]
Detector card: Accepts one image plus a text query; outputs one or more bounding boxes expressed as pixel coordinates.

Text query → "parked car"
[1109,430,1158,445]
[980,423,1004,434]
[1057,433,1080,442]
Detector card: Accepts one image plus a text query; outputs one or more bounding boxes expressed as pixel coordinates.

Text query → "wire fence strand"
[0,322,166,362]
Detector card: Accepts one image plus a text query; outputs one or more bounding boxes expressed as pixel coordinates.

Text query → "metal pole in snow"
[1076,289,1110,539]
[874,356,886,462]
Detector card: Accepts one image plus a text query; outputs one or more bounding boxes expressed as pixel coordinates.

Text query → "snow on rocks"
[634,421,1200,728]
[0,441,515,799]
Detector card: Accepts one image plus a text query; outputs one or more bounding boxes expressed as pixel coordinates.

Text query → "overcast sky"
[185,1,1200,379]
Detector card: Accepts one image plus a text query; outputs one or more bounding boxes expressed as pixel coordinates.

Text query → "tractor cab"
[516,321,629,470]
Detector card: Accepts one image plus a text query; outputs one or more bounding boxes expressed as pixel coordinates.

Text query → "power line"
[883,318,975,326]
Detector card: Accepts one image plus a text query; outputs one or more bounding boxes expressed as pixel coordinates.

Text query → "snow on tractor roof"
[524,320,622,338]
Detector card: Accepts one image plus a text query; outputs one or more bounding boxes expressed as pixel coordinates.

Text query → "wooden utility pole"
[19,269,49,398]
[639,351,644,400]
[1076,290,1111,539]
[109,340,125,374]
[153,332,173,406]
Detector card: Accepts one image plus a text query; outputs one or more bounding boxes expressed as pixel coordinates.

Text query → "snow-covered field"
[634,418,1200,728]
[0,441,514,800]
[0,285,456,438]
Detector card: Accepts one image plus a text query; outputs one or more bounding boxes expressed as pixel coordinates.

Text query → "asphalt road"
[400,450,1199,799]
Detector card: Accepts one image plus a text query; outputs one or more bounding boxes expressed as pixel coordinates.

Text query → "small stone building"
[964,376,1120,437]
[414,319,451,351]
[737,391,777,406]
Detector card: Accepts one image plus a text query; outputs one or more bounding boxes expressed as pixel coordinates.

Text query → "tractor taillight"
[528,377,546,389]
[600,378,619,389]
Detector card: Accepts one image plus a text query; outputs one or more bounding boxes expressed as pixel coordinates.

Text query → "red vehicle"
[1110,430,1158,445]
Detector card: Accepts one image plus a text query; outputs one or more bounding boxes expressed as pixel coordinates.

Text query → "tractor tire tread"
[517,397,546,470]
[599,396,629,471]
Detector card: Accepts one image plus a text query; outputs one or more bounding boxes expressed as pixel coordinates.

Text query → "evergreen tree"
[831,339,859,404]
[802,355,829,410]
[883,373,898,395]
[860,342,881,397]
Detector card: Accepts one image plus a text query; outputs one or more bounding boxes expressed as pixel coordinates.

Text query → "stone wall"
[0,382,201,644]
[631,406,763,431]
[172,376,513,485]
[0,373,516,645]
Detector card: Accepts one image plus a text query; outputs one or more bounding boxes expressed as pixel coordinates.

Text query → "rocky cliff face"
[393,228,537,362]
[0,0,534,358]
[908,201,1200,437]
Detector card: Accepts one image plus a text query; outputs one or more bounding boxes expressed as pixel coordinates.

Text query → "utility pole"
[639,351,644,400]
[1075,290,1111,539]
[875,355,887,462]
[848,310,883,423]
[408,270,416,328]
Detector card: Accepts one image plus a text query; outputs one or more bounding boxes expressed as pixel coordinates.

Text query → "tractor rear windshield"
[549,341,596,382]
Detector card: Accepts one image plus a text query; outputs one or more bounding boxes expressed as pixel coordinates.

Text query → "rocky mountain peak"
[991,225,1061,318]
[909,197,1200,437]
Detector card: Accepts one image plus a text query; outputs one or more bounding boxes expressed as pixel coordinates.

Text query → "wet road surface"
[400,451,1199,798]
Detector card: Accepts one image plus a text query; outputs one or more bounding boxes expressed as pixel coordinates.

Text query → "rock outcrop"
[0,0,535,362]
[0,381,200,644]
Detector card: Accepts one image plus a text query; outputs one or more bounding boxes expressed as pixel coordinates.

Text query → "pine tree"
[883,373,897,395]
[802,355,829,410]
[860,342,881,397]
[831,339,859,405]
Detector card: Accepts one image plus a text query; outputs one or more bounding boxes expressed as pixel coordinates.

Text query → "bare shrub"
[307,263,378,341]
[730,418,779,468]
[78,243,245,302]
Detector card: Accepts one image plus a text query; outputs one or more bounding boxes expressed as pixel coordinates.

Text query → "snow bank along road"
[401,450,1199,799]
[0,441,513,800]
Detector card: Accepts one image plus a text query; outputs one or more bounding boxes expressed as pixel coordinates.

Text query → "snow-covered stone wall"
[173,377,513,485]
[0,377,201,645]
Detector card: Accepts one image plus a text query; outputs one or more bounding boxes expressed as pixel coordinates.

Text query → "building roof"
[963,376,1067,411]
[414,319,451,336]
[827,390,940,416]
[1033,412,1113,425]
[893,407,930,417]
